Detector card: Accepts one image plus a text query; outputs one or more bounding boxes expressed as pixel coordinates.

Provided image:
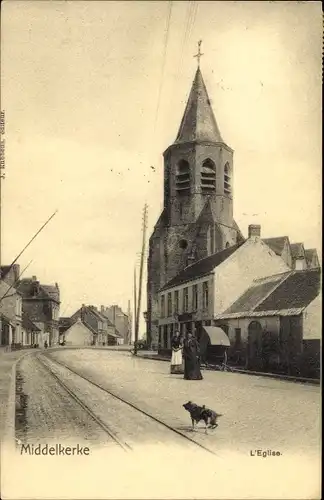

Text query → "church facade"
[147,68,244,346]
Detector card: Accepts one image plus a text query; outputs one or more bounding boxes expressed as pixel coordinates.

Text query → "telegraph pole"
[127,299,132,345]
[134,204,148,355]
[133,267,137,347]
[0,110,5,275]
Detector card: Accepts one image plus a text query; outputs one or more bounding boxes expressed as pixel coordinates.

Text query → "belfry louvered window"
[224,162,231,195]
[201,158,216,193]
[176,160,190,194]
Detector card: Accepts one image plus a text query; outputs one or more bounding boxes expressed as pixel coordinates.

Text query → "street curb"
[135,354,320,386]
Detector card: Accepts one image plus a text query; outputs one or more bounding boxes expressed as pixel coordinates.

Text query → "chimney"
[32,275,37,282]
[32,279,40,296]
[248,224,261,238]
[100,305,105,314]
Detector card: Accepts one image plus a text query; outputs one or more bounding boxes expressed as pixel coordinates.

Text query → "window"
[193,284,198,310]
[201,158,216,194]
[224,162,231,195]
[203,282,209,309]
[183,287,189,312]
[176,160,190,194]
[167,293,172,317]
[225,242,230,248]
[161,295,165,317]
[235,328,241,345]
[174,291,179,314]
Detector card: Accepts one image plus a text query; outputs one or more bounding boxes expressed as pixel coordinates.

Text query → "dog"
[183,401,222,434]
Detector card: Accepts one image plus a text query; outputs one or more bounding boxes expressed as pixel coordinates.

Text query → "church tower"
[163,66,234,236]
[147,47,243,346]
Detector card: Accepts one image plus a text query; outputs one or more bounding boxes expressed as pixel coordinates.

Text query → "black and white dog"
[183,401,222,434]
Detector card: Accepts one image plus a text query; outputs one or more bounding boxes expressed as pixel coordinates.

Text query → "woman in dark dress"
[183,332,203,380]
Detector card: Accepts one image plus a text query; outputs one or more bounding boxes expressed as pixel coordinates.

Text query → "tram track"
[35,355,132,452]
[39,352,218,457]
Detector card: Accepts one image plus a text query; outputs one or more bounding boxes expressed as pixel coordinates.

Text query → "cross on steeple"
[193,40,204,68]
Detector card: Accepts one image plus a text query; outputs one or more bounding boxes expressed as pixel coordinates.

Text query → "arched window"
[224,162,231,195]
[201,158,216,194]
[176,159,190,194]
[225,242,230,248]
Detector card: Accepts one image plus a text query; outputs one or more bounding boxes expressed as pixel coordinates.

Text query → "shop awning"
[202,326,230,346]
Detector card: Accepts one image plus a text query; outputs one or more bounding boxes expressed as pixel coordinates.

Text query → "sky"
[1,1,322,336]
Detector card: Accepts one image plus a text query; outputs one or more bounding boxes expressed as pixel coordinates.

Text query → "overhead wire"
[152,0,173,137]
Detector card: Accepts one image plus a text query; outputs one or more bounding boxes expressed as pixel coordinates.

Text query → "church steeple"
[174,67,224,145]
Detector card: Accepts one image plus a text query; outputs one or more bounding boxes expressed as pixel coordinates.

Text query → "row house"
[0,272,23,349]
[100,305,130,344]
[158,225,290,350]
[16,275,60,347]
[262,237,320,271]
[1,264,40,349]
[66,305,123,346]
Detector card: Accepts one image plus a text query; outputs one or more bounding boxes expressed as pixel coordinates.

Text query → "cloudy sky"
[1,1,322,334]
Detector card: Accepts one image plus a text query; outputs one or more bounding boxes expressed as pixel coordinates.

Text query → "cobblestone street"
[49,348,320,457]
[3,348,320,500]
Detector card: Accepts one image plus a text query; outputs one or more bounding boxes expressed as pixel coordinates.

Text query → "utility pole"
[127,299,131,345]
[0,110,5,276]
[133,266,137,349]
[134,203,148,355]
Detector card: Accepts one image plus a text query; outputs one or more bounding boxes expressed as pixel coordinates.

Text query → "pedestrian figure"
[183,332,203,380]
[44,340,48,349]
[170,329,184,374]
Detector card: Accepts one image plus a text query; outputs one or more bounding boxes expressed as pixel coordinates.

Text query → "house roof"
[262,237,288,256]
[22,312,41,332]
[173,68,224,146]
[160,242,242,291]
[255,268,320,312]
[0,313,15,326]
[216,268,321,319]
[220,272,291,317]
[305,248,319,267]
[290,242,305,260]
[59,317,75,334]
[17,279,60,303]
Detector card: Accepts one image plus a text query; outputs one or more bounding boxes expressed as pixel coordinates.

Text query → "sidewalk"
[135,351,320,385]
[0,349,40,443]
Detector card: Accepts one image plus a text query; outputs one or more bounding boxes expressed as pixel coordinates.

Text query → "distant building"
[67,305,123,345]
[62,317,96,347]
[100,305,130,344]
[263,238,320,271]
[21,312,41,347]
[17,275,60,347]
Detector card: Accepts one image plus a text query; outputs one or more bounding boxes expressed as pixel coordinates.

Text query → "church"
[146,58,320,371]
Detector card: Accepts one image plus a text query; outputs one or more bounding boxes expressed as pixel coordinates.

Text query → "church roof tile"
[174,68,224,145]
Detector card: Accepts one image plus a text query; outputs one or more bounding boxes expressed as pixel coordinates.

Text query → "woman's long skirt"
[170,349,184,374]
[183,354,203,380]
